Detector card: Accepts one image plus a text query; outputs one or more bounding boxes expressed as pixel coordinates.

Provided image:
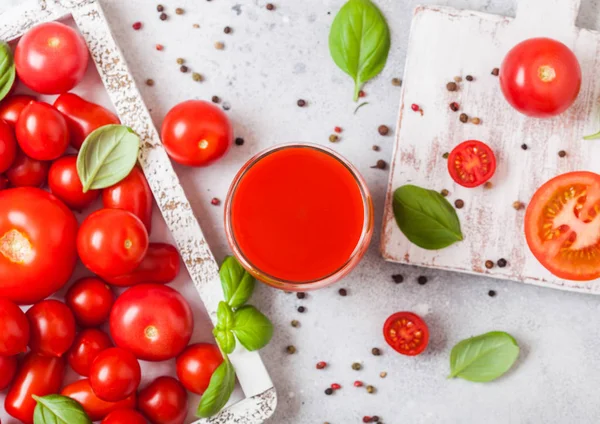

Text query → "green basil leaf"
[213,328,236,355]
[583,131,600,140]
[232,305,273,352]
[219,256,256,308]
[449,331,520,382]
[329,0,391,101]
[196,359,236,418]
[217,301,234,330]
[76,124,140,192]
[33,394,92,424]
[0,42,15,103]
[392,184,463,250]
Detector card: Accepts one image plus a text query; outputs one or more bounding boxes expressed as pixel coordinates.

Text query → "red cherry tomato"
[65,277,114,327]
[0,297,30,355]
[104,243,180,287]
[447,140,496,188]
[0,355,18,390]
[0,119,16,173]
[61,379,136,422]
[0,174,8,190]
[0,187,78,304]
[383,311,429,356]
[77,209,149,277]
[15,102,69,161]
[5,353,65,424]
[48,155,99,211]
[15,22,89,94]
[90,347,141,402]
[53,93,121,149]
[500,37,581,118]
[68,328,113,376]
[160,100,232,167]
[0,95,35,128]
[102,409,148,424]
[102,167,153,233]
[176,343,223,395]
[110,284,193,361]
[137,376,188,424]
[26,299,76,357]
[5,150,49,188]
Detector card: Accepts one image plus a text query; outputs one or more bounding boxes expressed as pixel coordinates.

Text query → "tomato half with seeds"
[383,311,429,356]
[524,171,600,280]
[448,140,496,188]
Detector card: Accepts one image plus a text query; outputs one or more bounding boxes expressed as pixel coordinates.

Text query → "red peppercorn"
[354,380,364,387]
[155,44,164,51]
[363,417,372,423]
[358,90,366,98]
[211,198,221,206]
[331,383,341,390]
[334,126,342,133]
[132,22,142,30]
[411,103,419,112]
[316,361,327,370]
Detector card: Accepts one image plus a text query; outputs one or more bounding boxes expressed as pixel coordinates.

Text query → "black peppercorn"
[297,306,306,313]
[459,113,469,123]
[338,288,347,296]
[392,274,404,283]
[488,290,497,297]
[558,150,567,158]
[466,75,474,81]
[266,3,275,10]
[497,258,508,268]
[370,160,387,170]
[417,276,427,285]
[521,144,528,150]
[325,388,333,395]
[159,12,168,20]
[442,152,449,159]
[378,125,389,136]
[212,96,221,103]
[235,137,244,146]
[296,292,306,299]
[372,145,380,151]
[286,345,296,354]
[371,347,381,356]
[180,65,188,73]
[297,99,306,107]
[455,199,465,209]
[224,26,232,34]
[491,68,499,76]
[157,4,164,12]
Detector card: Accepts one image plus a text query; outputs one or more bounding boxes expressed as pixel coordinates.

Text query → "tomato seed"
[379,372,387,378]
[392,274,404,283]
[378,125,389,136]
[215,42,225,50]
[354,380,364,387]
[316,361,327,369]
[442,152,449,159]
[411,103,419,112]
[454,76,462,82]
[331,383,341,390]
[471,117,481,125]
[175,7,184,15]
[132,22,142,30]
[513,201,525,211]
[484,181,493,189]
[145,79,154,86]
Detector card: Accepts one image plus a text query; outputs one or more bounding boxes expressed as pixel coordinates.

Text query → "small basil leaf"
[392,184,463,250]
[583,131,600,140]
[76,124,140,192]
[217,301,234,330]
[0,42,15,103]
[232,305,274,352]
[213,328,236,355]
[196,359,236,418]
[329,0,391,101]
[449,331,520,382]
[33,394,92,424]
[220,256,256,308]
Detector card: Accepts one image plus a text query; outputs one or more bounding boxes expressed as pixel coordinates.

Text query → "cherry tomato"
[65,277,114,327]
[5,353,65,424]
[137,376,188,424]
[0,297,30,355]
[0,355,18,390]
[49,155,99,210]
[5,150,49,188]
[90,347,141,402]
[383,311,429,356]
[0,119,16,173]
[15,22,89,94]
[104,243,180,287]
[0,174,8,190]
[0,95,35,128]
[500,37,581,118]
[61,379,136,422]
[53,93,121,149]
[160,100,232,167]
[176,343,223,395]
[26,299,76,357]
[447,140,496,188]
[77,209,149,277]
[15,102,69,161]
[0,187,78,304]
[68,328,113,376]
[110,284,193,361]
[102,409,148,424]
[102,166,153,233]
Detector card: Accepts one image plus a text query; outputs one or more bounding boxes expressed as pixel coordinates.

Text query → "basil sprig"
[33,394,92,424]
[0,42,15,103]
[197,359,236,418]
[220,255,256,308]
[329,0,391,101]
[232,305,274,351]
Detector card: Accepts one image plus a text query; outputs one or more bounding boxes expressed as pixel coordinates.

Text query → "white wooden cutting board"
[381,0,600,294]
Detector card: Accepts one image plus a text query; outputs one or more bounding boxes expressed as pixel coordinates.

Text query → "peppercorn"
[157,4,164,12]
[286,345,296,354]
[440,189,449,197]
[192,72,203,82]
[328,134,339,143]
[324,388,333,395]
[454,76,462,82]
[484,181,493,189]
[358,90,366,98]
[215,42,225,50]
[211,198,220,206]
[491,68,499,76]
[291,320,299,328]
[145,79,154,86]
[379,372,387,378]
[266,3,275,10]
[485,260,494,269]
[212,96,220,103]
[179,65,188,73]
[297,306,305,313]
[354,380,364,387]
[155,44,164,51]
[521,144,528,150]
[392,274,404,283]
[132,22,142,30]
[352,362,362,371]
[175,7,184,14]
[222,102,231,111]
[372,145,380,151]
[224,26,232,34]
[176,58,185,65]
[366,385,375,394]
[513,201,525,210]
[471,117,481,125]
[442,152,449,159]
[370,160,387,170]
[193,23,200,28]
[371,348,381,356]
[558,150,567,157]
[372,416,380,422]
[391,77,402,86]
[459,113,469,123]
[297,99,306,107]
[378,125,389,136]
[296,292,306,299]
[446,82,458,92]
[338,288,347,296]
[449,102,459,112]
[334,126,342,133]
[488,290,497,297]
[417,276,427,285]
[497,258,508,267]
[363,417,372,423]
[411,103,419,112]
[455,199,465,209]
[466,75,474,81]
[316,361,327,369]
[331,383,341,390]
[235,137,244,146]
[159,12,167,20]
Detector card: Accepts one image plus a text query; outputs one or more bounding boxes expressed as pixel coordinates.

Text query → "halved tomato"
[525,171,600,281]
[448,140,496,188]
[383,311,429,356]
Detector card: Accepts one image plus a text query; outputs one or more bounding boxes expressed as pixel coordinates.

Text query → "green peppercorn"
[366,385,375,394]
[192,72,203,82]
[286,345,296,354]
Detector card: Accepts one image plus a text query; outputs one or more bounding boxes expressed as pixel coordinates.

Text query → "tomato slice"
[525,171,600,281]
[448,140,496,188]
[383,312,429,356]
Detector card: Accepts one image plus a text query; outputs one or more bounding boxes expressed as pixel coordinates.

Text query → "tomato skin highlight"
[102,409,148,424]
[61,379,136,422]
[5,149,49,188]
[26,299,76,357]
[447,140,496,188]
[49,155,100,211]
[68,328,113,376]
[90,347,141,402]
[383,311,429,356]
[0,297,30,355]
[176,343,223,395]
[137,376,188,424]
[15,102,70,161]
[0,119,17,173]
[0,95,35,128]
[0,355,18,390]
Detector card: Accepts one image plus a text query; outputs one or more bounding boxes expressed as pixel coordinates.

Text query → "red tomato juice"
[229,146,366,283]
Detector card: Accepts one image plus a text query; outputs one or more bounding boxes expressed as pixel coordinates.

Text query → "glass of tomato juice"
[225,143,373,291]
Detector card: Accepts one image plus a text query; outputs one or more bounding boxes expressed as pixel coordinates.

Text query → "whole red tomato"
[65,277,114,327]
[49,155,99,211]
[0,297,30,355]
[160,100,232,167]
[0,95,35,127]
[176,343,223,395]
[68,328,113,376]
[0,188,78,304]
[0,355,18,390]
[26,299,76,357]
[104,243,180,287]
[102,166,153,233]
[137,376,188,424]
[5,353,65,424]
[110,284,193,361]
[16,102,69,160]
[15,22,89,94]
[102,409,148,424]
[90,347,141,402]
[500,37,581,118]
[0,119,16,173]
[61,379,136,422]
[54,93,120,149]
[77,209,149,277]
[5,149,49,187]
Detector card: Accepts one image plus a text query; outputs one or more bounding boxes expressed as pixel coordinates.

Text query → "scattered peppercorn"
[224,26,232,34]
[352,362,362,371]
[157,4,164,12]
[378,125,389,136]
[291,320,299,328]
[222,102,231,111]
[338,288,347,296]
[455,199,465,209]
[411,103,420,112]
[363,417,372,423]
[193,23,200,28]
[449,102,459,112]
[488,290,497,297]
[485,260,494,269]
[211,198,220,206]
[354,381,364,387]
[417,276,428,285]
[324,388,333,395]
[497,258,508,267]
[484,181,493,189]
[459,113,468,123]
[391,77,402,86]
[446,81,458,92]
[358,90,366,98]
[521,144,528,150]
[558,150,567,157]
[329,134,339,143]
[379,372,387,378]
[370,160,387,170]
[235,137,244,146]
[210,97,220,105]
[192,72,203,82]
[286,345,296,354]
[180,65,188,73]
[371,348,381,356]
[145,79,154,86]
[316,361,327,370]
[491,68,499,76]
[296,292,306,299]
[513,201,525,211]
[372,416,380,422]
[392,274,404,283]
[176,58,185,65]
[297,99,306,107]
[366,385,375,394]
[471,117,481,125]
[175,7,184,14]
[466,75,474,81]
[215,41,225,50]
[266,3,275,10]
[372,145,380,151]
[334,126,342,133]
[155,44,164,51]
[331,383,341,390]
[442,152,449,159]
[441,189,449,197]
[454,76,462,82]
[132,22,142,30]
[159,13,168,21]
[297,306,306,313]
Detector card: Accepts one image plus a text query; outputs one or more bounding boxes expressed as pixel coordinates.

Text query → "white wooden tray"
[0,1,276,423]
[381,0,600,294]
